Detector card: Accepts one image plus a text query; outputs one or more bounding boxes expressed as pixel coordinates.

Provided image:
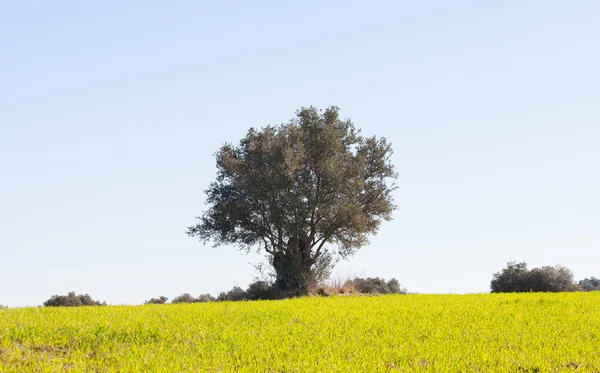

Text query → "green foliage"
[245,281,275,300]
[491,262,580,293]
[197,293,217,302]
[1,294,599,371]
[171,293,217,303]
[579,277,600,291]
[217,286,247,302]
[169,283,276,304]
[144,296,168,304]
[346,277,406,294]
[491,262,531,293]
[171,293,198,304]
[43,292,106,307]
[187,106,397,293]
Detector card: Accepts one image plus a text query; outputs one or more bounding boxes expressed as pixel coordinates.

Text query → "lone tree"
[187,106,397,294]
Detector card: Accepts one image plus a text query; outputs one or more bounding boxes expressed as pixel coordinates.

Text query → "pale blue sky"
[1,1,599,307]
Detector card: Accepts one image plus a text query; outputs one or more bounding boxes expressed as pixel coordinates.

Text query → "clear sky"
[1,1,599,307]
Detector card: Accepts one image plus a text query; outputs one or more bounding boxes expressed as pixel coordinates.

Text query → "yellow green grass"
[1,293,598,372]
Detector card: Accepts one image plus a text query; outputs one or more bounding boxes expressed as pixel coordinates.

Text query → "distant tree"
[217,286,247,302]
[347,277,406,294]
[197,293,217,302]
[385,278,405,294]
[491,262,580,293]
[187,106,397,294]
[144,296,168,304]
[526,266,580,292]
[43,292,106,307]
[579,277,600,291]
[171,293,198,304]
[490,262,530,293]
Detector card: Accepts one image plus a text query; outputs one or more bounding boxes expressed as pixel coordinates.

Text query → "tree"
[490,262,580,293]
[171,293,198,303]
[187,106,397,293]
[490,262,530,293]
[144,296,168,304]
[579,277,600,291]
[197,293,216,302]
[43,292,106,307]
[526,266,580,292]
[217,286,247,301]
[347,277,406,294]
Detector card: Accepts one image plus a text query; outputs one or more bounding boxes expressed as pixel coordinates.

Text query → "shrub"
[385,278,404,294]
[490,262,529,293]
[217,286,247,302]
[527,266,580,292]
[347,277,407,295]
[491,262,580,293]
[43,292,106,307]
[245,281,275,300]
[171,293,198,304]
[197,293,216,302]
[579,277,600,291]
[314,277,406,296]
[144,296,168,304]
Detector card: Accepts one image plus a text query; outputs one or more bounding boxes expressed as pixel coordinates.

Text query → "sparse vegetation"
[315,277,406,296]
[164,277,406,303]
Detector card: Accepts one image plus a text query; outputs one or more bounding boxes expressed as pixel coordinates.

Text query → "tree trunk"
[271,237,315,294]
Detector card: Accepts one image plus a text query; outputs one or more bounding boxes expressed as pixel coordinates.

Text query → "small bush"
[245,281,275,300]
[347,277,407,295]
[217,286,247,302]
[197,293,216,302]
[579,277,600,291]
[491,262,580,293]
[171,293,198,304]
[527,266,581,292]
[43,292,106,307]
[144,296,168,304]
[314,277,405,296]
[385,278,404,294]
[490,262,529,293]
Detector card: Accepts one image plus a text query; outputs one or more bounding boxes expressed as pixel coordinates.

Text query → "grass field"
[1,293,598,372]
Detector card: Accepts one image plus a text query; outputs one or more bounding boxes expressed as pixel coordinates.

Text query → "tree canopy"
[187,106,397,293]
